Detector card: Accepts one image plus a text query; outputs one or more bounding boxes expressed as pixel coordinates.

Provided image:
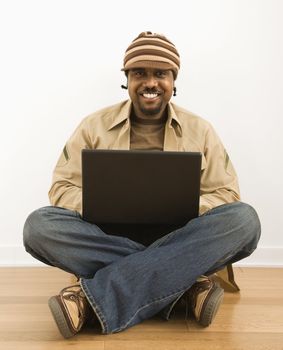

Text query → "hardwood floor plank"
[2,341,105,350]
[103,336,283,350]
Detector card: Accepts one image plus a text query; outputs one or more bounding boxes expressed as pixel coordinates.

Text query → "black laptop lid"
[82,149,201,227]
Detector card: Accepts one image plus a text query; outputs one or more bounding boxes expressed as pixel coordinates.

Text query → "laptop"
[82,149,201,245]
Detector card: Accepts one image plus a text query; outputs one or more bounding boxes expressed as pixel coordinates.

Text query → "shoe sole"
[199,286,224,327]
[48,296,75,339]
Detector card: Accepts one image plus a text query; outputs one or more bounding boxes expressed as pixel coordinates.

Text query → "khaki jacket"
[49,100,240,292]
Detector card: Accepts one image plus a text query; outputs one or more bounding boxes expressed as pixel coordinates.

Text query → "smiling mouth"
[140,90,162,99]
[142,93,158,99]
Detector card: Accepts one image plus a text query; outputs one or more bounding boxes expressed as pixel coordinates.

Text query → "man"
[23,31,261,338]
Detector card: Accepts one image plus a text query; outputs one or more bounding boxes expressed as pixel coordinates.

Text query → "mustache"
[139,88,161,94]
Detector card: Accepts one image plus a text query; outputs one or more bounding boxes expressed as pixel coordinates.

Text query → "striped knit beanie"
[122,31,180,79]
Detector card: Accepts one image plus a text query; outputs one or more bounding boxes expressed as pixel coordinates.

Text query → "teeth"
[143,93,158,99]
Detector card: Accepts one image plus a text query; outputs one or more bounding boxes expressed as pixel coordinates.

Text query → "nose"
[143,74,158,89]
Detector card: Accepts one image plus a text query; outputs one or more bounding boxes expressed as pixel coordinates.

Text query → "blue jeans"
[23,202,260,334]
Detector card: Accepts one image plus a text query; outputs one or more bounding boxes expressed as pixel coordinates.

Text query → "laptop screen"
[82,149,201,229]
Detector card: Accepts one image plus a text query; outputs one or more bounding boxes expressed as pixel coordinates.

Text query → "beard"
[139,101,163,116]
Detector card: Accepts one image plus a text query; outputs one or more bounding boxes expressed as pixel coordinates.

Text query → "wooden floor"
[0,267,283,350]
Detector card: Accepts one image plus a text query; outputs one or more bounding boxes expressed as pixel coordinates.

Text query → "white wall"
[0,0,282,266]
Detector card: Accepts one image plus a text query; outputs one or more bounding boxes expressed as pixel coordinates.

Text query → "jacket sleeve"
[48,119,91,215]
[199,125,240,215]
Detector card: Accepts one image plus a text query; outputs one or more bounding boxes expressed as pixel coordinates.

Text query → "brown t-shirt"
[130,112,167,150]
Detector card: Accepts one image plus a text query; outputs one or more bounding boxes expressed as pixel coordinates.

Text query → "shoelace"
[60,285,86,328]
[186,279,212,309]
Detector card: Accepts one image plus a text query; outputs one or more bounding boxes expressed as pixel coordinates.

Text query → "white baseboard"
[234,246,283,267]
[0,245,282,267]
[0,246,45,266]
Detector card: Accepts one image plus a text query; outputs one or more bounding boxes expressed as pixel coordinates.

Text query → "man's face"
[127,68,174,120]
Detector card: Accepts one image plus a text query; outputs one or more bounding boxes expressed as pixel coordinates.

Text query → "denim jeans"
[23,201,260,334]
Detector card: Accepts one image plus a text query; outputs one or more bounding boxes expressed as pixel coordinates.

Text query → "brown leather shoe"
[48,285,91,338]
[186,275,224,327]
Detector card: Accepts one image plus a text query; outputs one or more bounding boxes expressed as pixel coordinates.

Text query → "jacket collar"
[107,99,182,135]
[167,102,182,137]
[107,100,131,130]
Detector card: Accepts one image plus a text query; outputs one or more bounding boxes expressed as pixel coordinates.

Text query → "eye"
[132,69,145,78]
[155,70,167,78]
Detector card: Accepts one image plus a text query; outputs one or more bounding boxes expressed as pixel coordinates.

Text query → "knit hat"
[122,31,180,79]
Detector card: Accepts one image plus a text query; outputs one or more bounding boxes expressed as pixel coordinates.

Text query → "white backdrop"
[0,0,282,266]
